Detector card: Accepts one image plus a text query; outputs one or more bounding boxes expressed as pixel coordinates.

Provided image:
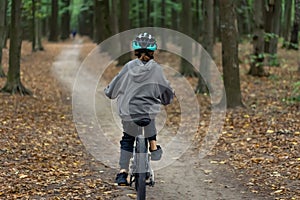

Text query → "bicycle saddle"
[134,118,151,127]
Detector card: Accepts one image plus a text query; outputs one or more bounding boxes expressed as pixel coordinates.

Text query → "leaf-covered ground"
[0,38,299,199]
[214,44,300,199]
[0,39,116,199]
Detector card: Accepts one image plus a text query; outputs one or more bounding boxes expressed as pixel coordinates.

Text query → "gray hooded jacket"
[104,58,173,121]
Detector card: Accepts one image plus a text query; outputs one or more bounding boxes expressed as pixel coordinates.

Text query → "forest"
[0,0,299,199]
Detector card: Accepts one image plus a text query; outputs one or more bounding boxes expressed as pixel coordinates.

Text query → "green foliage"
[285,81,300,103]
[289,42,299,50]
[22,0,34,20]
[264,32,279,42]
[249,53,264,67]
[268,74,280,81]
[70,0,84,30]
[22,0,49,20]
[129,0,181,28]
[249,52,280,67]
[265,53,280,66]
[59,4,71,15]
[6,0,12,24]
[236,2,252,14]
[291,81,300,102]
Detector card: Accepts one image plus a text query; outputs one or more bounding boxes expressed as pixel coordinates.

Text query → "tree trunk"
[264,0,282,66]
[249,0,266,77]
[110,0,119,35]
[36,18,44,50]
[94,0,111,44]
[171,0,179,31]
[32,0,36,51]
[93,0,102,43]
[289,0,300,50]
[180,0,196,76]
[3,0,8,49]
[220,0,243,108]
[1,0,31,95]
[78,1,93,37]
[36,0,44,51]
[214,0,220,42]
[202,0,214,56]
[103,0,111,38]
[147,0,153,26]
[161,0,167,49]
[61,0,71,40]
[196,0,214,93]
[0,0,8,77]
[117,0,131,66]
[194,0,201,39]
[282,0,293,48]
[138,0,144,27]
[41,5,49,37]
[236,0,252,36]
[32,0,44,51]
[48,0,59,41]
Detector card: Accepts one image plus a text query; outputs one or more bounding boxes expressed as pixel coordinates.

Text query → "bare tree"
[220,0,243,108]
[1,0,31,95]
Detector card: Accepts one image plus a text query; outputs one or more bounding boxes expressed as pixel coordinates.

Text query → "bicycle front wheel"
[135,172,146,200]
[135,135,148,200]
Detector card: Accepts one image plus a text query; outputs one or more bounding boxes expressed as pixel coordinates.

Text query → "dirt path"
[52,39,265,200]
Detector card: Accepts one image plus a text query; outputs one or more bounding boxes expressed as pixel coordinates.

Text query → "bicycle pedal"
[146,181,155,187]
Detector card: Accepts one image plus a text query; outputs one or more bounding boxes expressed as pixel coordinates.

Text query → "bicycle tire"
[135,136,147,200]
[135,172,146,200]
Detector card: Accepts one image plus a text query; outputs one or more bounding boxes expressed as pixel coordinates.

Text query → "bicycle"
[128,118,155,200]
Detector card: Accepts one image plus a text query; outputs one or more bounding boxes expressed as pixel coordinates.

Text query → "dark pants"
[119,119,157,170]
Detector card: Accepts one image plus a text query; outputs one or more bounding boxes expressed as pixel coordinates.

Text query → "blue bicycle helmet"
[132,32,157,51]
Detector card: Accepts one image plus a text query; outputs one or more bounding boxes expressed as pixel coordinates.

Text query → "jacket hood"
[128,59,155,83]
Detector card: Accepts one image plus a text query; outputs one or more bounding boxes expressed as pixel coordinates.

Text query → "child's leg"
[144,119,163,160]
[119,120,140,172]
[149,140,158,151]
[119,132,135,172]
[147,134,158,151]
[144,119,158,151]
[147,134,162,161]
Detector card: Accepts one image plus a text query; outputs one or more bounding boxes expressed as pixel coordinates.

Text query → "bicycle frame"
[129,126,155,200]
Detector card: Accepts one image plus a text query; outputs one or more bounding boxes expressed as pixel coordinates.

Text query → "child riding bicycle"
[104,32,174,186]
